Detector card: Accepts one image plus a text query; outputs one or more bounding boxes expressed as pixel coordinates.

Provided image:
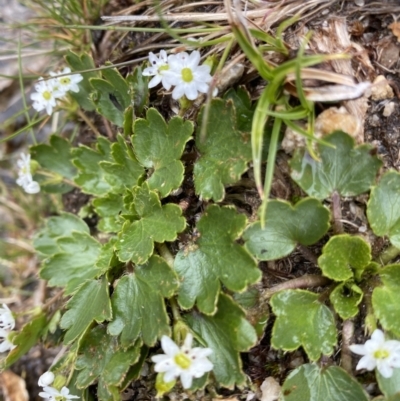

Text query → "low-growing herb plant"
[3,3,400,401]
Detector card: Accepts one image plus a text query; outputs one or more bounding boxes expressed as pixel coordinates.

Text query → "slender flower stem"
[157,243,175,268]
[341,319,354,374]
[331,191,343,234]
[169,297,182,323]
[37,169,79,188]
[76,109,102,137]
[262,275,330,300]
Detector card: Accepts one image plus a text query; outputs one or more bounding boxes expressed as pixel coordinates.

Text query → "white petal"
[172,84,186,100]
[184,82,198,100]
[148,52,158,65]
[24,181,40,194]
[148,75,162,88]
[371,329,385,344]
[195,81,209,94]
[161,76,172,91]
[356,355,376,371]
[377,361,393,378]
[180,371,193,389]
[160,50,168,63]
[161,335,179,356]
[163,367,180,383]
[349,344,367,355]
[187,51,200,68]
[143,66,158,76]
[183,333,193,350]
[38,371,55,387]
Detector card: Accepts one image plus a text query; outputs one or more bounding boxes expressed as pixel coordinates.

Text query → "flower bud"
[38,371,55,387]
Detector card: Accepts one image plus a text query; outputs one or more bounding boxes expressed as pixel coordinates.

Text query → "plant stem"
[262,274,330,300]
[297,244,318,265]
[341,319,354,374]
[156,243,175,268]
[76,109,102,137]
[378,245,400,265]
[331,191,343,234]
[169,297,182,323]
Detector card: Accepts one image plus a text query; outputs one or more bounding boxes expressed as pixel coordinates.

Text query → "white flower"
[51,67,83,94]
[0,304,15,330]
[163,51,212,100]
[143,50,172,90]
[151,333,213,389]
[30,78,62,115]
[38,371,55,387]
[349,329,400,378]
[39,386,79,400]
[16,153,40,194]
[0,328,16,353]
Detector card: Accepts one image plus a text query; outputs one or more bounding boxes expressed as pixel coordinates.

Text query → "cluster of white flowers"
[350,329,400,378]
[151,333,213,389]
[0,304,16,353]
[16,152,40,194]
[31,67,83,115]
[38,371,79,401]
[143,50,213,100]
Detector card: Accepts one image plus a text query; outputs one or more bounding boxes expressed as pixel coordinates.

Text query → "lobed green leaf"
[174,204,260,314]
[270,290,337,361]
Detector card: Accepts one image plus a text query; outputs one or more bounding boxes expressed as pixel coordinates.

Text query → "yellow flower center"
[174,352,191,369]
[60,77,71,85]
[43,91,52,100]
[181,67,193,83]
[159,65,169,72]
[374,349,390,359]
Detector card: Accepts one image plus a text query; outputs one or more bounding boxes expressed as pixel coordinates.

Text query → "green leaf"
[40,231,103,294]
[0,313,47,369]
[65,50,98,111]
[99,134,144,193]
[75,326,141,389]
[30,135,76,193]
[127,66,149,115]
[244,198,330,261]
[60,277,112,344]
[270,290,337,360]
[185,293,257,388]
[280,363,369,401]
[194,98,252,202]
[108,255,178,347]
[132,108,193,197]
[330,282,363,320]
[372,264,400,336]
[318,234,371,281]
[223,87,253,132]
[72,137,113,195]
[290,131,382,199]
[377,368,400,398]
[90,68,130,127]
[174,204,260,314]
[93,193,125,233]
[33,212,89,256]
[116,183,186,264]
[367,171,400,248]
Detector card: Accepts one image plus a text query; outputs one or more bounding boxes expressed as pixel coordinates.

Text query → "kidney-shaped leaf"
[280,363,369,401]
[194,98,252,202]
[116,183,186,264]
[174,205,260,315]
[60,277,112,344]
[318,234,371,281]
[367,171,400,248]
[132,108,193,197]
[108,255,178,347]
[373,264,400,337]
[185,294,257,389]
[290,131,382,199]
[244,198,330,261]
[270,290,337,361]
